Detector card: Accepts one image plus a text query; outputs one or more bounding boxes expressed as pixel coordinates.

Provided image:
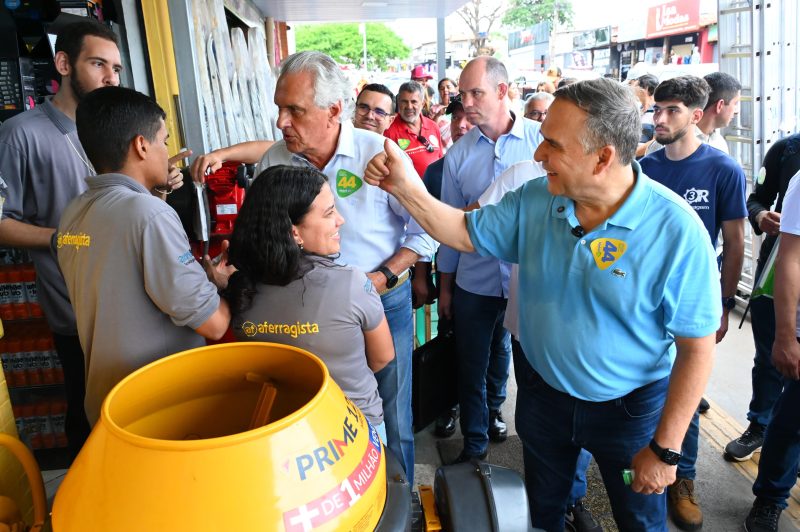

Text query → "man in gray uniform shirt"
[0,20,123,456]
[56,86,231,425]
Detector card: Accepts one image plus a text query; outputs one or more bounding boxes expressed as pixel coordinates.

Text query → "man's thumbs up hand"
[365,139,408,193]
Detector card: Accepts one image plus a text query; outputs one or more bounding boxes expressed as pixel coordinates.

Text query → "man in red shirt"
[384,81,443,178]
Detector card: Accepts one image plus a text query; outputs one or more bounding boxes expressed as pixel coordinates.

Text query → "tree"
[502,0,574,30]
[294,23,410,70]
[455,0,506,57]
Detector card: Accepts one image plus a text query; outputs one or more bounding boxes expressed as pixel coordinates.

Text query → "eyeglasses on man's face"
[525,109,547,120]
[356,103,390,119]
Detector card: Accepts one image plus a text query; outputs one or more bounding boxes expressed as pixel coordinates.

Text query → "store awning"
[250,0,468,22]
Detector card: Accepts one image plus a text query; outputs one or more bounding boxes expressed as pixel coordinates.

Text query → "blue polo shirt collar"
[549,160,650,232]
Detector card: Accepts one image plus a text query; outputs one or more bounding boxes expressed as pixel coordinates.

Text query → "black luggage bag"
[412,331,457,432]
[434,460,533,532]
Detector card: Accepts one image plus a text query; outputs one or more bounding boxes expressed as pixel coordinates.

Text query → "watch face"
[663,449,681,465]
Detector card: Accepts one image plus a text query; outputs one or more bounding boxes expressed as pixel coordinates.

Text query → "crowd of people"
[1,18,799,532]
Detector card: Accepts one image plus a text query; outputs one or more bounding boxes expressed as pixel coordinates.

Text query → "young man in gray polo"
[56,86,231,425]
[0,19,122,457]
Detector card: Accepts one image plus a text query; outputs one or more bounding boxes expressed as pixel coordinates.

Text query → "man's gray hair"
[528,91,555,104]
[398,81,424,98]
[279,51,354,122]
[555,78,640,166]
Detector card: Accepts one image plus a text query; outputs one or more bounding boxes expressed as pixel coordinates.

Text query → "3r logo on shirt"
[683,188,709,204]
[336,169,363,198]
[397,139,411,150]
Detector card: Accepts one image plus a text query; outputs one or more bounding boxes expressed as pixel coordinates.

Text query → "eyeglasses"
[525,110,547,120]
[417,135,435,153]
[356,103,390,119]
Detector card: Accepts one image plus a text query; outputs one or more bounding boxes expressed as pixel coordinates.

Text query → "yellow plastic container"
[52,342,387,531]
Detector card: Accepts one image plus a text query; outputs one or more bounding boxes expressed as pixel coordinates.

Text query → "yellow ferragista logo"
[242,320,320,338]
[56,231,91,249]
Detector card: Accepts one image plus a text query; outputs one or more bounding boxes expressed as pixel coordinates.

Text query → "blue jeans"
[514,352,668,532]
[677,410,700,479]
[747,295,786,427]
[375,281,415,485]
[453,286,511,456]
[752,378,800,508]
[512,337,591,505]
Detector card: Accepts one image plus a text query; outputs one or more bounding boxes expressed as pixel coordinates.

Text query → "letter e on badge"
[590,238,627,270]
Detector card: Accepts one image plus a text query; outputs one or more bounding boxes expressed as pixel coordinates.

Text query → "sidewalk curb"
[700,397,800,528]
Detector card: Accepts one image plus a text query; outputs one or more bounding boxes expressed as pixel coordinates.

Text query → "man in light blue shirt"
[364,78,719,531]
[437,56,543,463]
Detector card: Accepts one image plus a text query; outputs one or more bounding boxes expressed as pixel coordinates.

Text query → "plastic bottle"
[37,401,55,449]
[23,335,40,386]
[24,403,41,449]
[7,266,28,319]
[51,400,68,448]
[38,337,55,384]
[0,266,12,321]
[51,346,64,384]
[0,337,10,379]
[8,337,26,387]
[22,264,41,317]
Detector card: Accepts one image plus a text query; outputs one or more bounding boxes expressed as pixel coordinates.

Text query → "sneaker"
[565,498,602,532]
[724,422,765,462]
[698,397,710,414]
[744,498,782,532]
[667,478,703,530]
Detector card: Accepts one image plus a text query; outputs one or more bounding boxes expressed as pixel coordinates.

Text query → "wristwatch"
[376,266,398,289]
[649,439,682,465]
[722,296,736,311]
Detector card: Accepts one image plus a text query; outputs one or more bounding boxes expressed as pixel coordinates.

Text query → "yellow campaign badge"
[336,169,363,198]
[590,238,627,270]
[397,138,411,150]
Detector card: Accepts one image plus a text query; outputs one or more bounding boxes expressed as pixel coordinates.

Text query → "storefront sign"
[508,21,550,52]
[573,27,611,50]
[646,0,701,39]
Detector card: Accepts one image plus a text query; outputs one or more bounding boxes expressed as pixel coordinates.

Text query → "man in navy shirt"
[640,75,746,531]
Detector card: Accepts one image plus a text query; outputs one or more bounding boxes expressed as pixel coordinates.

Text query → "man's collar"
[549,161,649,232]
[475,110,524,144]
[85,173,151,195]
[290,122,349,169]
[606,160,649,231]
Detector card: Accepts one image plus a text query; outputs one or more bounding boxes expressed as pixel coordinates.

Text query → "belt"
[378,269,410,296]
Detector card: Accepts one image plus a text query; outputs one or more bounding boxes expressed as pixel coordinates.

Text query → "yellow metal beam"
[140,0,184,158]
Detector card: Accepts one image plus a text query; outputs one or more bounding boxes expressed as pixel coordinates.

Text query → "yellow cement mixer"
[51,342,410,531]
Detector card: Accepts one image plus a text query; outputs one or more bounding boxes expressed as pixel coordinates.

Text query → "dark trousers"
[752,377,800,508]
[514,351,668,531]
[747,295,786,427]
[453,286,511,456]
[52,333,91,460]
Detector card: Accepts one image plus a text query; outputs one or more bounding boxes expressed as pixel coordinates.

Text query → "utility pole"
[359,23,367,71]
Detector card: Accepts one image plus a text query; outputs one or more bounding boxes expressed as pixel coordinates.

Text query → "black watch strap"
[722,296,736,310]
[649,439,682,465]
[377,266,398,288]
